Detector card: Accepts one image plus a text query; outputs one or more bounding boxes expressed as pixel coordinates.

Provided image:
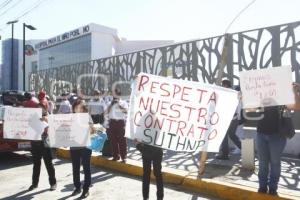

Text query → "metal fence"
[29,21,300,127]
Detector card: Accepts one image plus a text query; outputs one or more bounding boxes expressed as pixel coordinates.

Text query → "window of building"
[31,61,38,72]
[39,34,92,69]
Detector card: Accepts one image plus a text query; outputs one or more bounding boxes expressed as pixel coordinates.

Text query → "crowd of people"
[7,80,300,199]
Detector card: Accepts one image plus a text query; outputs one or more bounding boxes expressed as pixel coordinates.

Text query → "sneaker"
[79,190,89,199]
[112,157,120,161]
[215,154,229,160]
[28,185,38,191]
[231,148,241,155]
[50,184,57,191]
[71,188,81,196]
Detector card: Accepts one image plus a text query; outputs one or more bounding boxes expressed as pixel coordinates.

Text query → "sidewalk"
[57,141,300,200]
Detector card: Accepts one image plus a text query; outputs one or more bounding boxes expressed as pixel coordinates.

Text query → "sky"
[1,0,300,62]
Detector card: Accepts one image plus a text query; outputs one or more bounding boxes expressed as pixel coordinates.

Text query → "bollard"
[241,139,255,170]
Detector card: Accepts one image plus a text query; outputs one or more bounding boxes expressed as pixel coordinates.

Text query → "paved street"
[0,152,219,200]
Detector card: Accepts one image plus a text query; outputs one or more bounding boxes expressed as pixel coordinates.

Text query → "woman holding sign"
[256,105,286,196]
[70,99,93,199]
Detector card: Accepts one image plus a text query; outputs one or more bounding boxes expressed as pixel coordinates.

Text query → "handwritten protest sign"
[48,113,90,147]
[125,73,239,152]
[4,107,43,140]
[240,66,294,108]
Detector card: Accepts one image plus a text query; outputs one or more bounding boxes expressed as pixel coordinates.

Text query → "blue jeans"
[256,133,286,192]
[220,119,241,156]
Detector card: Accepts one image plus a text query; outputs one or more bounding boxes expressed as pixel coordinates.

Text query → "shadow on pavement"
[0,152,32,170]
[124,141,300,195]
[1,188,49,200]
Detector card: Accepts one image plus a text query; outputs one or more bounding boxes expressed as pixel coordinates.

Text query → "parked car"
[1,90,26,106]
[0,91,31,152]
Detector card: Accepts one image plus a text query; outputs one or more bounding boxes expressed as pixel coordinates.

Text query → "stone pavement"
[57,140,300,200]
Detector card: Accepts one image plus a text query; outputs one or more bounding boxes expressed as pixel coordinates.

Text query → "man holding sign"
[126,73,239,199]
[240,66,296,196]
[17,92,57,191]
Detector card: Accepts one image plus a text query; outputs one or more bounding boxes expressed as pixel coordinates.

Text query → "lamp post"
[48,56,55,68]
[23,23,36,91]
[6,20,18,90]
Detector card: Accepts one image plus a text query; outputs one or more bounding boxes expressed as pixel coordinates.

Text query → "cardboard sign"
[4,107,43,140]
[125,73,239,152]
[240,66,294,108]
[48,113,91,147]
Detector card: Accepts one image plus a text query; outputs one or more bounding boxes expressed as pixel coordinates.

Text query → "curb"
[56,149,293,200]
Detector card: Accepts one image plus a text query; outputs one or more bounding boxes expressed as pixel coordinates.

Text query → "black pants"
[220,119,241,156]
[31,141,56,186]
[142,151,164,199]
[70,148,92,190]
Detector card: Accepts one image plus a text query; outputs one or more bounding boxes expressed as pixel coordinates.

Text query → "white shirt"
[88,97,106,115]
[58,100,72,114]
[108,100,128,120]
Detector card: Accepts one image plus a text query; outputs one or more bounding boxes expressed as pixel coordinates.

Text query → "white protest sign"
[48,113,91,147]
[4,107,43,140]
[125,73,239,152]
[240,66,294,108]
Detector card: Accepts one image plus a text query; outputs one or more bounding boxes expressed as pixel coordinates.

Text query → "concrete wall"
[91,32,116,60]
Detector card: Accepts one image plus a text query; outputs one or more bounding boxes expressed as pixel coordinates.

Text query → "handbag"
[278,107,296,139]
[88,131,107,152]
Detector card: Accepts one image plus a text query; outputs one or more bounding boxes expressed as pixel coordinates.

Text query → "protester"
[22,92,39,108]
[216,80,241,160]
[70,99,93,198]
[27,93,57,191]
[232,85,245,154]
[136,141,164,200]
[38,90,48,111]
[255,104,289,196]
[46,95,55,114]
[57,93,72,114]
[103,90,113,105]
[255,82,300,196]
[88,89,106,124]
[69,88,79,106]
[105,88,128,162]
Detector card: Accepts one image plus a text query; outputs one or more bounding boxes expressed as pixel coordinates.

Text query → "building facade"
[1,23,173,91]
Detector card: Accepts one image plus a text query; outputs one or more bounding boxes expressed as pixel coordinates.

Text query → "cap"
[38,91,46,100]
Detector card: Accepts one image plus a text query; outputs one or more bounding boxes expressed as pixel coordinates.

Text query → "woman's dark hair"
[72,98,88,113]
[114,87,122,96]
[221,79,232,88]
